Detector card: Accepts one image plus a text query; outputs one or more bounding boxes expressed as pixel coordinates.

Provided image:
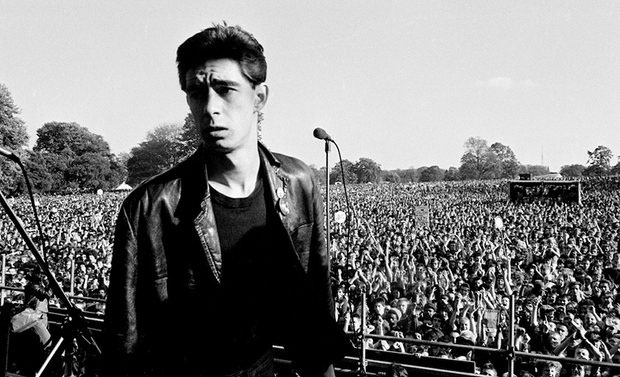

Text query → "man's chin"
[202,140,234,154]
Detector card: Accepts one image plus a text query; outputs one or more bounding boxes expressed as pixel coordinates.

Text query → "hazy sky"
[2,1,619,172]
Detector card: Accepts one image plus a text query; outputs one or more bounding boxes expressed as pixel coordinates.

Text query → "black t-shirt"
[208,176,280,371]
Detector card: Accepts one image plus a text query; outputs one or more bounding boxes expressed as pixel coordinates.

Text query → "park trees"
[418,166,445,182]
[33,122,125,191]
[126,123,186,186]
[329,159,357,185]
[0,84,29,193]
[522,165,550,177]
[458,137,520,180]
[611,160,620,176]
[0,84,28,150]
[459,137,500,180]
[392,168,419,183]
[490,142,519,179]
[444,167,460,181]
[583,145,614,176]
[381,170,401,183]
[560,164,586,178]
[352,157,382,183]
[178,114,201,158]
[328,157,382,184]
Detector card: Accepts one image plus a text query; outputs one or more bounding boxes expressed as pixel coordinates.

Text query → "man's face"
[337,288,345,300]
[424,307,435,318]
[542,366,559,377]
[185,58,267,154]
[600,282,610,293]
[574,347,590,360]
[548,333,561,348]
[398,301,408,314]
[557,325,569,339]
[387,313,398,327]
[374,303,385,316]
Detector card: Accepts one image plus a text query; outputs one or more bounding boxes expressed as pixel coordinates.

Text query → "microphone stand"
[0,190,100,377]
[324,140,331,258]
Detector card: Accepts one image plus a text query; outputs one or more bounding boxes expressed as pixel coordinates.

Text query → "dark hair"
[24,282,48,309]
[176,23,267,91]
[385,363,408,377]
[373,297,386,306]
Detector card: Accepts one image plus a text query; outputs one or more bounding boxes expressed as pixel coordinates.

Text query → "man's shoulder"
[270,150,314,179]
[121,151,202,209]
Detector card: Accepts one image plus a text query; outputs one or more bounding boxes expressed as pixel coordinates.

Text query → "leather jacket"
[103,143,350,376]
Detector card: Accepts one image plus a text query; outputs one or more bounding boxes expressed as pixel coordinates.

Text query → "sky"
[1,1,620,172]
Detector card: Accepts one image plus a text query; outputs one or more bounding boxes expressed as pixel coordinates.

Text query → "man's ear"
[254,84,269,111]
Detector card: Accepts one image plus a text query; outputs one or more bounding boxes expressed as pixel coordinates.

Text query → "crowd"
[1,176,620,375]
[330,176,620,376]
[0,192,121,311]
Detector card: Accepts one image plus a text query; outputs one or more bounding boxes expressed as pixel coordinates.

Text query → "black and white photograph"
[1,2,620,376]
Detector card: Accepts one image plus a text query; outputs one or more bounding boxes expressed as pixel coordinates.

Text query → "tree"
[587,145,613,174]
[490,142,520,179]
[458,137,500,180]
[393,168,418,183]
[521,165,550,177]
[583,165,607,177]
[0,84,29,193]
[108,153,129,186]
[444,167,460,181]
[35,151,70,192]
[32,122,122,191]
[419,166,445,182]
[611,161,620,176]
[34,122,110,157]
[178,113,201,158]
[65,152,112,190]
[18,151,55,193]
[352,157,381,183]
[560,164,586,178]
[381,170,401,183]
[0,84,28,149]
[127,123,185,186]
[329,159,357,184]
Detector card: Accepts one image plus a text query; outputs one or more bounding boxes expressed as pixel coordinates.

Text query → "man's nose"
[204,89,222,115]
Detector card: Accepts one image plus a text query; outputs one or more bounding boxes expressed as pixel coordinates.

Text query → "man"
[10,279,51,377]
[103,23,349,377]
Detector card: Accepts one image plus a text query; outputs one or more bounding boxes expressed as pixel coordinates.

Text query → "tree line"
[1,82,619,194]
[313,138,620,185]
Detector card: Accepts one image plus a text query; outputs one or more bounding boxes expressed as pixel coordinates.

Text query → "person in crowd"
[9,277,52,376]
[10,278,51,348]
[384,363,408,377]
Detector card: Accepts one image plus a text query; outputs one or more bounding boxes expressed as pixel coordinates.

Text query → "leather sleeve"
[308,172,334,319]
[103,204,141,377]
[301,168,353,373]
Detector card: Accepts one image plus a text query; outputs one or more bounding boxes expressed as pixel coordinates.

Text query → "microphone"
[313,127,334,142]
[0,146,19,162]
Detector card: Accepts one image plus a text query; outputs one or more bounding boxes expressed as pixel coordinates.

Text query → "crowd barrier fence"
[2,282,620,375]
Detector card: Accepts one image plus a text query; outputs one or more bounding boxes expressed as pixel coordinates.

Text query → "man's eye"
[215,87,233,95]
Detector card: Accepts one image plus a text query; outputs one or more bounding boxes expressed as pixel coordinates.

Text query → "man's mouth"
[202,126,227,138]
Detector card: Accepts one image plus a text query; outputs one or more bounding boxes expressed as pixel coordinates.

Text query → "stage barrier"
[2,285,620,376]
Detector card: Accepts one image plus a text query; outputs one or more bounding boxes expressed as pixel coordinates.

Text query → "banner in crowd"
[414,206,429,228]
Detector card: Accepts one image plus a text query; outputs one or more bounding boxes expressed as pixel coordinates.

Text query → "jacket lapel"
[189,143,291,284]
[177,147,224,283]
